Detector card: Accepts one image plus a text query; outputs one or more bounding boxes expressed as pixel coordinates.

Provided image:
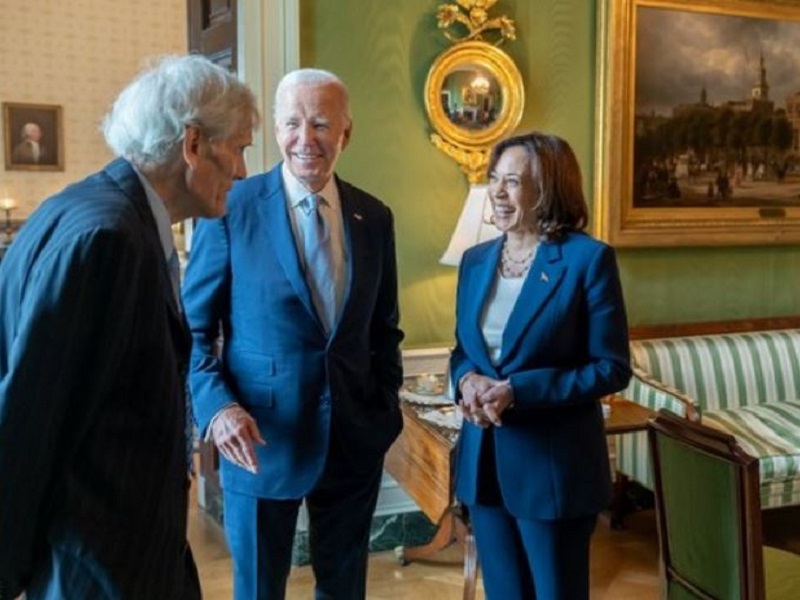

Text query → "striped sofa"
[616,327,800,510]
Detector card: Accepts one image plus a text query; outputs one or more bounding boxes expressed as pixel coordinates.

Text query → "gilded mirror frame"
[425,40,524,150]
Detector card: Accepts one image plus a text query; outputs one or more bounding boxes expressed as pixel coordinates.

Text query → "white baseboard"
[401,347,451,376]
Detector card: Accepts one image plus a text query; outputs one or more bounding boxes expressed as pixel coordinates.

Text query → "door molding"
[238,0,300,173]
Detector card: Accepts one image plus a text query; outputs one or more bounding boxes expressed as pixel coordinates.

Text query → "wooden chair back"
[648,409,765,599]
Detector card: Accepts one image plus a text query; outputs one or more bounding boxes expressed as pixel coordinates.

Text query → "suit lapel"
[104,158,190,349]
[334,180,360,337]
[258,169,320,326]
[462,238,503,373]
[499,240,565,362]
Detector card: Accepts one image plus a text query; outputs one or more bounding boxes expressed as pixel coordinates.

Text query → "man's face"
[274,82,352,192]
[24,124,42,143]
[187,125,252,218]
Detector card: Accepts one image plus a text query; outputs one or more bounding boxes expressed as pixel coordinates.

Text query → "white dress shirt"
[133,166,176,269]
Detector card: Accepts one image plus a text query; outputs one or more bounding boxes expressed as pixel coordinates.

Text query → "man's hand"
[210,405,266,474]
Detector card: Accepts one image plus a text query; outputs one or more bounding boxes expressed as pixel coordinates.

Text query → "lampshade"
[440,184,501,266]
[0,197,18,211]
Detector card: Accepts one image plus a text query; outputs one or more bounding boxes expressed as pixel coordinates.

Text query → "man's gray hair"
[273,69,351,120]
[103,54,259,169]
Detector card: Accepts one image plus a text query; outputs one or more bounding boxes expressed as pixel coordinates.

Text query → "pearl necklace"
[500,243,535,278]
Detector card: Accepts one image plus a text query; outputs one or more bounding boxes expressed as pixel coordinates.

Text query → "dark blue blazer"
[0,159,198,599]
[183,163,404,498]
[450,232,631,520]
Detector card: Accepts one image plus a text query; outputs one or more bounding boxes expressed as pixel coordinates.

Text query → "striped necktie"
[167,249,194,473]
[167,249,182,310]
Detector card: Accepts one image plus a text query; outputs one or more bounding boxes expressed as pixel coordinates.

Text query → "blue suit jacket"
[0,159,198,599]
[183,164,404,498]
[450,232,632,520]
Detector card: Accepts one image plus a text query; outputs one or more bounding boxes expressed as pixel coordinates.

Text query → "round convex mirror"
[425,40,524,150]
[440,65,503,132]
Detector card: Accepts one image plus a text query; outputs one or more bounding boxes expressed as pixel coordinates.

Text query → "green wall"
[300,0,800,348]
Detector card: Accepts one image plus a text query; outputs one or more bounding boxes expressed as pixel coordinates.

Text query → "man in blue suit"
[183,69,404,600]
[0,55,259,600]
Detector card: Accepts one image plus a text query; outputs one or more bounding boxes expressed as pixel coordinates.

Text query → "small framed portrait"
[3,102,64,172]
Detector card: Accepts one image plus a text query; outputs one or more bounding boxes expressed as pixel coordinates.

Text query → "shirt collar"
[132,164,174,260]
[281,162,339,210]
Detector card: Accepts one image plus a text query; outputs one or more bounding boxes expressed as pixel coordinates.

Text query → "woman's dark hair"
[487,131,588,240]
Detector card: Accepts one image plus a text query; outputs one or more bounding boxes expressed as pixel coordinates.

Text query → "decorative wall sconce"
[0,196,18,245]
[425,0,525,264]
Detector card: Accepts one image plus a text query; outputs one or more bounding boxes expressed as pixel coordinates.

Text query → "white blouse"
[480,272,526,364]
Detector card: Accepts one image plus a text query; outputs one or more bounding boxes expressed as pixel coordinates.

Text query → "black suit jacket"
[0,159,199,599]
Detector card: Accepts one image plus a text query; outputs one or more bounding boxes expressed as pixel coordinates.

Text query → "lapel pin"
[353,213,363,221]
[540,272,549,282]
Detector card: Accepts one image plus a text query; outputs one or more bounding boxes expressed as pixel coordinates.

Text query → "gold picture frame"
[594,0,800,247]
[3,102,64,172]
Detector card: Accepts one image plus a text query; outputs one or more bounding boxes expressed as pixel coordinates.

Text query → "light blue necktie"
[167,249,195,473]
[301,194,337,333]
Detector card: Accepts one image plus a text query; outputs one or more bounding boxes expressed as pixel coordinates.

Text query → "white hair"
[103,54,259,170]
[20,122,41,140]
[273,68,351,120]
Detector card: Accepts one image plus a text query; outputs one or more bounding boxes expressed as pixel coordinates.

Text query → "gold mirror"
[425,2,524,183]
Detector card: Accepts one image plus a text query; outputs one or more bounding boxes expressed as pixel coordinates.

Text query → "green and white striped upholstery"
[702,402,800,508]
[619,330,800,509]
[616,367,696,489]
[632,331,800,412]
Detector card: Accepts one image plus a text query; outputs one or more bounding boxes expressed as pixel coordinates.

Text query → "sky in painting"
[635,6,800,115]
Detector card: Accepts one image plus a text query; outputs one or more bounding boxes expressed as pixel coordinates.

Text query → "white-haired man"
[0,54,259,600]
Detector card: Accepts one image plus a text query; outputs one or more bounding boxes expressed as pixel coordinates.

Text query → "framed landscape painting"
[594,0,800,246]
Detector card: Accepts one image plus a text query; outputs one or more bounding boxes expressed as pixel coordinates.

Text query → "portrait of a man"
[12,122,47,165]
[3,102,64,171]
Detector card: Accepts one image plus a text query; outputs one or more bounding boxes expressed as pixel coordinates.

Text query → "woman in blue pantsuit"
[450,132,632,599]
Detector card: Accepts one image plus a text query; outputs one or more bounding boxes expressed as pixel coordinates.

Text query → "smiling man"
[0,55,259,600]
[183,69,404,600]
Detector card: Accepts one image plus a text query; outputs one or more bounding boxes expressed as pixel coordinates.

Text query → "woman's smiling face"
[488,145,537,233]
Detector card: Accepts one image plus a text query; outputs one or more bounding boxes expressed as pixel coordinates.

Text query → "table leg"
[396,512,457,565]
[459,519,478,600]
[609,471,630,530]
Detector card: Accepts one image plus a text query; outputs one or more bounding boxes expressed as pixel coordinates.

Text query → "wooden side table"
[603,394,656,434]
[602,394,656,528]
[384,397,478,600]
[385,391,656,596]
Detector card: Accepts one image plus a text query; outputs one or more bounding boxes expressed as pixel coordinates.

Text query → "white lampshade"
[440,184,501,266]
[0,197,18,211]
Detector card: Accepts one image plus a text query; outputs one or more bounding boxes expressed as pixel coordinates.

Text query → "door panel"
[187,0,237,513]
[188,0,236,70]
